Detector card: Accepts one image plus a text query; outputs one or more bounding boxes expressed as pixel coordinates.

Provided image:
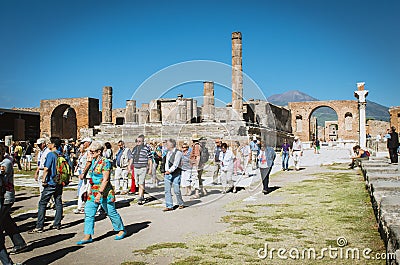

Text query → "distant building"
[0,108,40,142]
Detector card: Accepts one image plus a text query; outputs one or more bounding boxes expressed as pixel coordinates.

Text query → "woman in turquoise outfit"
[77,141,126,245]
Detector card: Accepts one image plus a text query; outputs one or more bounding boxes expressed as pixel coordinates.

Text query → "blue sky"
[0,0,399,109]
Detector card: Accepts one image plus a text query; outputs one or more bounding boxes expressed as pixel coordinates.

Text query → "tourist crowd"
[1,132,355,264]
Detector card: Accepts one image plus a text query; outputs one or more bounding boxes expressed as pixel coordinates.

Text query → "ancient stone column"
[202,81,215,121]
[231,32,243,120]
[354,82,369,149]
[186,99,193,121]
[138,110,149,125]
[176,96,187,124]
[102,86,113,124]
[149,100,161,123]
[193,99,198,118]
[125,100,137,124]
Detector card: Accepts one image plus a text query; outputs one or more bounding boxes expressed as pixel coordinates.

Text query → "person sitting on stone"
[349,145,369,169]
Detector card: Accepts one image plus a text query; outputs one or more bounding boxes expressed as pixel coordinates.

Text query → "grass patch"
[212,253,233,259]
[130,165,385,265]
[246,243,262,250]
[171,256,202,265]
[194,247,208,254]
[220,215,258,225]
[133,242,187,254]
[121,261,147,265]
[233,229,254,235]
[210,243,228,249]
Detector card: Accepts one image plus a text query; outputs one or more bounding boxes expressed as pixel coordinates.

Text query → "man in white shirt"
[291,136,303,171]
[219,143,235,193]
[163,139,184,212]
[34,138,50,197]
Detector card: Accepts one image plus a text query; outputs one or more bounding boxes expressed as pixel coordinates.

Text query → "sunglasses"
[90,150,100,154]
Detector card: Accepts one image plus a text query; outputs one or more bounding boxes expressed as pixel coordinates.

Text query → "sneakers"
[49,225,61,230]
[9,244,28,255]
[137,197,144,205]
[28,228,43,234]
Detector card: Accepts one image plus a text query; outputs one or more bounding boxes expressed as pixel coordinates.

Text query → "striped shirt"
[132,144,153,168]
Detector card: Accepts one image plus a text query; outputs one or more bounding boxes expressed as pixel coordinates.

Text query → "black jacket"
[387,132,399,149]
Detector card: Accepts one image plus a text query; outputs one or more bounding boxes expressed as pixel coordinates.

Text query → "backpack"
[54,152,71,186]
[199,145,209,165]
[365,150,371,157]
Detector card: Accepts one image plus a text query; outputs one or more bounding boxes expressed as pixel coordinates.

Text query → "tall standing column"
[354,82,369,149]
[202,81,215,121]
[125,99,137,124]
[232,32,243,120]
[102,86,113,124]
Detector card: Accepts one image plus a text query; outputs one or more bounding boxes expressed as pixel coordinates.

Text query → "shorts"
[134,167,147,185]
[25,155,32,162]
[115,167,129,180]
[181,170,192,187]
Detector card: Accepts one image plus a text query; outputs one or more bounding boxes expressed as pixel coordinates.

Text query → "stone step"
[366,173,400,182]
[370,181,400,193]
[362,161,392,167]
[363,167,399,175]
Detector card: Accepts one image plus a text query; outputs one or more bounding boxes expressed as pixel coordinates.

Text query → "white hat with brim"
[81,137,92,143]
[36,138,47,145]
[192,134,200,141]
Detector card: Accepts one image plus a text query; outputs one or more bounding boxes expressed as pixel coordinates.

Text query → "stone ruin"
[38,31,384,150]
[78,32,293,148]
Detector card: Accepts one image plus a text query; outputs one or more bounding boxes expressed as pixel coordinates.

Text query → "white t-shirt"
[37,147,50,169]
[219,149,235,171]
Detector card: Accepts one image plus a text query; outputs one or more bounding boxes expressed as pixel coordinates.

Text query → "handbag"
[80,179,91,202]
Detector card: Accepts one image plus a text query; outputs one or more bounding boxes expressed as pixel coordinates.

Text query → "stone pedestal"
[125,100,137,124]
[231,32,243,120]
[102,86,113,124]
[354,82,369,149]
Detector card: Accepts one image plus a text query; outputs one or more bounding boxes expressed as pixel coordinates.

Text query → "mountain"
[267,90,390,122]
[267,90,318,106]
[366,101,390,122]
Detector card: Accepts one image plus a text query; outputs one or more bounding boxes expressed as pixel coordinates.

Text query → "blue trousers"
[84,199,124,235]
[164,173,184,208]
[282,151,289,170]
[37,185,63,229]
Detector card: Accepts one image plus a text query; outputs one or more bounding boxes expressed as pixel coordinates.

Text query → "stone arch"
[40,98,100,139]
[288,100,359,142]
[308,106,338,141]
[51,104,77,139]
